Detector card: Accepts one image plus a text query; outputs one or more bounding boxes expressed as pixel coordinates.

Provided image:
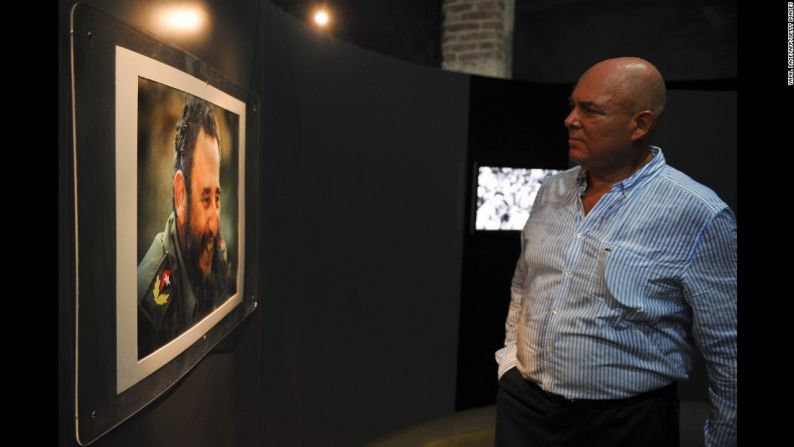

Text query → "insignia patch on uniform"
[153,269,172,306]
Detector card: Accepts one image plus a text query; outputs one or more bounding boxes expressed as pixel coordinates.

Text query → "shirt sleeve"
[494,230,527,379]
[495,179,546,380]
[682,207,737,447]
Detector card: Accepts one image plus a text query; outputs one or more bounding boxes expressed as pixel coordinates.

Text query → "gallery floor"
[367,402,709,447]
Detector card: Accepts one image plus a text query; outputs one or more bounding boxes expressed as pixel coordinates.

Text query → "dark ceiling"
[268,0,443,67]
[268,0,736,82]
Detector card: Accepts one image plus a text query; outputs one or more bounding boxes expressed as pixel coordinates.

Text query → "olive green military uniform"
[137,212,230,358]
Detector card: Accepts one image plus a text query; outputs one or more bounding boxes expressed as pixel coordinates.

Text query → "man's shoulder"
[653,165,730,215]
[137,232,180,331]
[548,166,580,183]
[137,233,174,303]
[533,166,579,200]
[529,166,578,191]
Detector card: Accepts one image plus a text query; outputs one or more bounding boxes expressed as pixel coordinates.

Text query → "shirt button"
[576,232,583,239]
[564,270,572,277]
[552,309,560,316]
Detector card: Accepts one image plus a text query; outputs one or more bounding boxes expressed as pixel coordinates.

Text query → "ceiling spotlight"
[152,4,207,36]
[314,9,330,27]
[166,8,202,30]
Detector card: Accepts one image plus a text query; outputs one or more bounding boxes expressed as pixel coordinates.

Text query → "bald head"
[565,57,667,175]
[580,57,666,118]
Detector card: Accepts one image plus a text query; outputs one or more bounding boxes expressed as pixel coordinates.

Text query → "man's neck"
[580,147,653,216]
[585,147,653,192]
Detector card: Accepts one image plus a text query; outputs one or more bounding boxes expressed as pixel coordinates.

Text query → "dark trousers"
[495,368,680,447]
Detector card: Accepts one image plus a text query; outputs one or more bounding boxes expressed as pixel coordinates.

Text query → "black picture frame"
[69,4,259,445]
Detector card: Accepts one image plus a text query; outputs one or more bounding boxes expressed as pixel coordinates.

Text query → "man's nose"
[564,109,579,129]
[209,208,220,236]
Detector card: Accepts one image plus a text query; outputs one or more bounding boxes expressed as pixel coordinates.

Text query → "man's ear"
[630,110,655,142]
[174,170,187,227]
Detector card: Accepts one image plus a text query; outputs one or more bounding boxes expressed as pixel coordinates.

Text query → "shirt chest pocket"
[601,247,654,319]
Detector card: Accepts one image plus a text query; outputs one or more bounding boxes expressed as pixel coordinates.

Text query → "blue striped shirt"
[495,147,736,446]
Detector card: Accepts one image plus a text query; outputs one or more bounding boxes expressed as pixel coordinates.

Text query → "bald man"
[495,58,736,447]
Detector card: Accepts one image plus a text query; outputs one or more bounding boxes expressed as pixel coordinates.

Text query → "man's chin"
[568,149,586,164]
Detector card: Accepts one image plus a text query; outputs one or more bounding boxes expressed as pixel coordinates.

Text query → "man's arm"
[682,207,737,447]
[495,226,529,379]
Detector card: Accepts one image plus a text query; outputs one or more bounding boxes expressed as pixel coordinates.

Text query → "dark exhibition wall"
[255,4,468,446]
[59,1,738,446]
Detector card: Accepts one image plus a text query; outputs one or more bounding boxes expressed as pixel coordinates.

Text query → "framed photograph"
[116,46,246,392]
[70,5,259,445]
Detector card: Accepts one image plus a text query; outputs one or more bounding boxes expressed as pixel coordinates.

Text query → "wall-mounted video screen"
[476,166,562,231]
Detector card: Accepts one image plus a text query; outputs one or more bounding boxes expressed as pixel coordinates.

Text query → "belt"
[526,378,677,406]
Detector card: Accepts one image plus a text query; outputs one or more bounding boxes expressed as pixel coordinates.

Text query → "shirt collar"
[576,146,665,193]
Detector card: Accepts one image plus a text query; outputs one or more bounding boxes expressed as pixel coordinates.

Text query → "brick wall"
[441,0,514,78]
